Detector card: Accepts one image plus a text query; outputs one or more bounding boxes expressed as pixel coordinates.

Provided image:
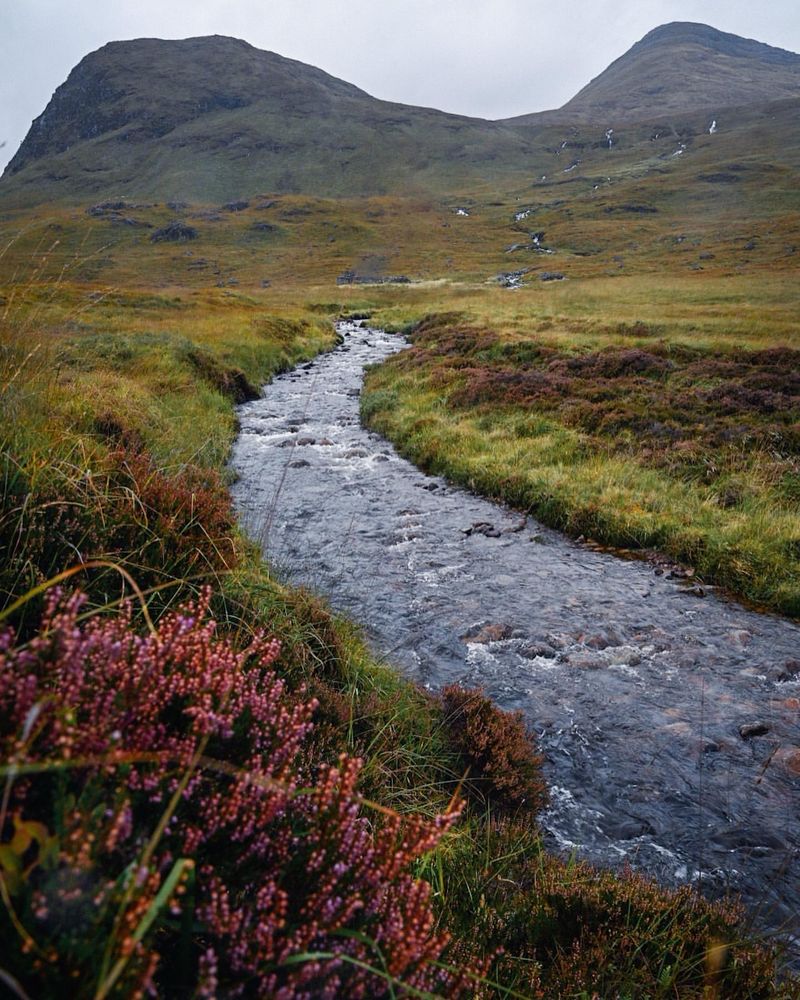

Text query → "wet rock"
[374,455,390,462]
[497,269,530,288]
[288,459,310,468]
[518,642,557,660]
[346,388,360,397]
[584,630,620,650]
[318,438,334,446]
[739,721,770,740]
[504,519,528,534]
[712,824,786,851]
[773,746,800,775]
[463,521,502,538]
[296,436,316,446]
[602,816,656,840]
[769,659,800,683]
[570,654,602,670]
[663,721,691,738]
[344,448,368,459]
[461,623,515,644]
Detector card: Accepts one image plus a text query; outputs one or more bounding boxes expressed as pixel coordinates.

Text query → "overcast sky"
[2,0,799,171]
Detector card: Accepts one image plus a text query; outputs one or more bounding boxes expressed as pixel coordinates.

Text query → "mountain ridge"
[2,23,799,205]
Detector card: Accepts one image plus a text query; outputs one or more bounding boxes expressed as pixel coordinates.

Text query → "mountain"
[0,35,542,205]
[2,24,799,206]
[5,35,370,173]
[535,22,800,123]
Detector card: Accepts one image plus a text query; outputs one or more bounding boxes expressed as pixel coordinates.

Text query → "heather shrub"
[0,590,481,997]
[440,685,547,817]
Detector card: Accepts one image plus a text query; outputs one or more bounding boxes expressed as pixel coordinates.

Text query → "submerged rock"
[462,521,502,538]
[461,623,515,644]
[739,721,770,740]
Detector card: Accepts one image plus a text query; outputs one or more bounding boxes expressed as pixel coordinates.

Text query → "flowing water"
[231,321,800,955]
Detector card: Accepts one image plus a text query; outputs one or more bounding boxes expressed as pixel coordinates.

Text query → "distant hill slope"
[523,22,800,124]
[2,24,799,206]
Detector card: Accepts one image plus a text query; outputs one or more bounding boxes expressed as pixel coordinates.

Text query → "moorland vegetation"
[2,19,800,997]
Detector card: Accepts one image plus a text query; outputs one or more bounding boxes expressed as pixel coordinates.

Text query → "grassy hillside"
[1,94,799,291]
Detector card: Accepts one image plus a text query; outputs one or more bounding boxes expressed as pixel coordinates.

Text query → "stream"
[231,321,800,957]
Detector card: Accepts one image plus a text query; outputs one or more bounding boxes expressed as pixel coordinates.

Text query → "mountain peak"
[558,21,800,121]
[637,21,800,63]
[4,35,370,178]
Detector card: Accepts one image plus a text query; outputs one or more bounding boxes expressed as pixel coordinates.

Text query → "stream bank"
[231,321,800,959]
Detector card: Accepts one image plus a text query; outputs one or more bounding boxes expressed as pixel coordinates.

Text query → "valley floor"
[1,207,799,993]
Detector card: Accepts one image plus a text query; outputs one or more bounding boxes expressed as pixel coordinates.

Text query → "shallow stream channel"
[231,321,800,958]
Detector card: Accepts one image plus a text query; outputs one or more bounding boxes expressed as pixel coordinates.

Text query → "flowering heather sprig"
[0,590,482,997]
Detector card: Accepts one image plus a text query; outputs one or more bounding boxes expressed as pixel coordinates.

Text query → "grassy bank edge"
[360,316,800,617]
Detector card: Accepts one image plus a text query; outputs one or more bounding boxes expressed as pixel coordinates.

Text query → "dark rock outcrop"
[151,221,198,243]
